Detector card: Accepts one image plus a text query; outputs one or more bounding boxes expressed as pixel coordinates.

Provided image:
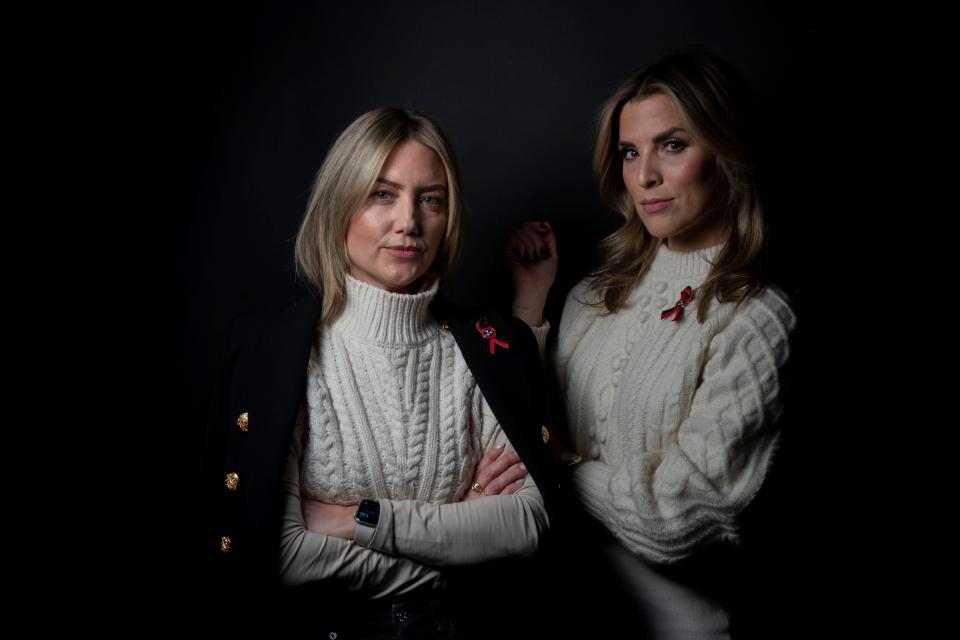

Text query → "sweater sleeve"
[527,321,551,362]
[573,289,796,564]
[278,407,444,595]
[359,394,549,566]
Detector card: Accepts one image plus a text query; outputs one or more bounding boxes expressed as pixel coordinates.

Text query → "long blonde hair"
[591,51,766,321]
[295,108,464,323]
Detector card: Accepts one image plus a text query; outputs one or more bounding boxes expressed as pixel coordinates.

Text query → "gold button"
[439,321,449,331]
[220,536,231,553]
[541,425,550,444]
[236,412,249,431]
[225,472,239,491]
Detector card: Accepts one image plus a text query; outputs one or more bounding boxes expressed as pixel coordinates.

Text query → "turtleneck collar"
[331,274,439,345]
[648,241,722,281]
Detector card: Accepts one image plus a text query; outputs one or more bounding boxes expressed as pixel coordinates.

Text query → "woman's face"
[346,139,448,293]
[619,94,724,251]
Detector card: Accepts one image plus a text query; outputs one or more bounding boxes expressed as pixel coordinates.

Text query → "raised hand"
[503,221,558,327]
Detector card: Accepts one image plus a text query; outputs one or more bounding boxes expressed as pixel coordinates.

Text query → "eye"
[372,190,393,202]
[621,147,638,160]
[420,195,446,209]
[662,138,688,153]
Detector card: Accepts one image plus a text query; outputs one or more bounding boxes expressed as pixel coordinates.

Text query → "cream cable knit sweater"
[278,275,547,594]
[534,243,795,565]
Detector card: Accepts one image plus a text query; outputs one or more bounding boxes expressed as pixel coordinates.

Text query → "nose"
[636,151,662,189]
[394,196,420,235]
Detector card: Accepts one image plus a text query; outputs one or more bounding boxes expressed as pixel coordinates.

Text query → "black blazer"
[200,290,562,590]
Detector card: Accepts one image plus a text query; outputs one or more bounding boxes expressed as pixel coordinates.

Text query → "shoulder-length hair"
[591,51,766,321]
[295,107,464,324]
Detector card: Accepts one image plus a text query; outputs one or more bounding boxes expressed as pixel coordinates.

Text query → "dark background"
[153,0,868,632]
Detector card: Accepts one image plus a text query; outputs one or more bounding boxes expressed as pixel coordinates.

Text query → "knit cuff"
[528,321,551,361]
[573,460,614,521]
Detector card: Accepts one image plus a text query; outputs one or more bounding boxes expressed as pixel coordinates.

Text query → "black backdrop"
[157,1,864,633]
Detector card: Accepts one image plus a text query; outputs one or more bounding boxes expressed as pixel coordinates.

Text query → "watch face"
[355,499,380,526]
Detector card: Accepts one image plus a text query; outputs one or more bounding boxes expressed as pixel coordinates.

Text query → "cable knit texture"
[300,274,499,506]
[556,242,796,564]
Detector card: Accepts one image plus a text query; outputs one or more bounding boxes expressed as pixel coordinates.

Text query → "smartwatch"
[354,499,380,547]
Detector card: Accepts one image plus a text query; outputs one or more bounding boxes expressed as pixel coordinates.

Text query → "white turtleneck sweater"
[533,243,795,564]
[278,275,547,596]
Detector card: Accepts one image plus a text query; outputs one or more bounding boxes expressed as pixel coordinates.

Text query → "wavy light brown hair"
[591,51,766,321]
[295,108,464,323]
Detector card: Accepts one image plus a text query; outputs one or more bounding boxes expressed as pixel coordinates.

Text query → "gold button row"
[220,412,251,555]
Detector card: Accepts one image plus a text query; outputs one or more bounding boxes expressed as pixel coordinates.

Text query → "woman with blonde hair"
[506,51,797,638]
[203,107,554,638]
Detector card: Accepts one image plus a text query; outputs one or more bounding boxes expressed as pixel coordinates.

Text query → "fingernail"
[520,463,527,470]
[515,479,525,485]
[496,442,506,449]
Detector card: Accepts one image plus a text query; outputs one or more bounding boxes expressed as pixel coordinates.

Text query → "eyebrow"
[374,178,447,193]
[618,127,688,147]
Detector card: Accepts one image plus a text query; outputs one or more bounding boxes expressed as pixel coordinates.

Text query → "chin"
[648,219,694,243]
[385,272,425,292]
[640,223,674,241]
[386,280,416,293]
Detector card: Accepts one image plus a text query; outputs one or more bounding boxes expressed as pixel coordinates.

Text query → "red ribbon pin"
[475,318,510,354]
[660,286,693,322]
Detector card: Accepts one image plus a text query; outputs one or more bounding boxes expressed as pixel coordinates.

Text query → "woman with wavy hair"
[506,51,796,638]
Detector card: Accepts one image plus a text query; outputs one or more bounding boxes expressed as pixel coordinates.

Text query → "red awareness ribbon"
[475,319,510,354]
[660,286,693,322]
